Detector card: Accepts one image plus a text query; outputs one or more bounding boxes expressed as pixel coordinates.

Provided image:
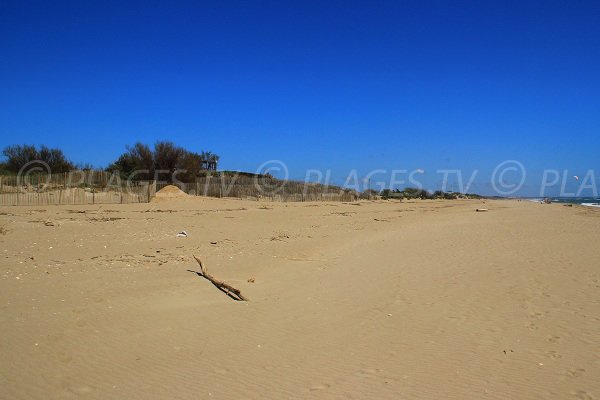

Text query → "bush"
[400,187,431,199]
[2,144,74,173]
[432,190,459,199]
[107,141,219,182]
[380,187,432,200]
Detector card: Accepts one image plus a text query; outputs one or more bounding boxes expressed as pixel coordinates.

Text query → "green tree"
[107,141,219,182]
[2,144,74,173]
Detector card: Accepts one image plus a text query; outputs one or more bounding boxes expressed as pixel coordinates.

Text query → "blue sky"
[1,0,599,195]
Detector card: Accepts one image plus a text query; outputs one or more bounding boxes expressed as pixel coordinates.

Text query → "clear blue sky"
[1,0,599,195]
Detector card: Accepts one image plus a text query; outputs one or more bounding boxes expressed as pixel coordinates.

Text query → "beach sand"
[0,198,598,399]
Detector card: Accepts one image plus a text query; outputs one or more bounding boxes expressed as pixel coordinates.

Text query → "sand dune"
[0,198,598,399]
[152,184,190,201]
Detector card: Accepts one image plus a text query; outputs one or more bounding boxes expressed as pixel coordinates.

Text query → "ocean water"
[525,197,600,208]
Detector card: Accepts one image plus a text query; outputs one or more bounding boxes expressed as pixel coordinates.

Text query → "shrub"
[107,141,219,182]
[2,144,74,173]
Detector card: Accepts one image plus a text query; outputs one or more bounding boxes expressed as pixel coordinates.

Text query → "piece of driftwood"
[189,255,249,301]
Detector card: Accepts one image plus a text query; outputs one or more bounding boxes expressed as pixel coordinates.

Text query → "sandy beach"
[0,198,598,399]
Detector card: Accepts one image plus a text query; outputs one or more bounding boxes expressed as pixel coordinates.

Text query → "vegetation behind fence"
[158,174,358,202]
[0,171,153,206]
[0,171,358,206]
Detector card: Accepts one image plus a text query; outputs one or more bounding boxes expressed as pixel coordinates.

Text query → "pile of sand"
[153,185,189,201]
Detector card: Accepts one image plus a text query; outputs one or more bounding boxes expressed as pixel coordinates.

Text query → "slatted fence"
[157,175,358,202]
[0,172,152,206]
[0,171,357,206]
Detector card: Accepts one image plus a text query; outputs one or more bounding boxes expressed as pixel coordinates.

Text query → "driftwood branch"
[189,255,249,301]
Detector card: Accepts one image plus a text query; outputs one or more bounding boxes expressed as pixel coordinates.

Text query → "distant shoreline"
[520,196,600,207]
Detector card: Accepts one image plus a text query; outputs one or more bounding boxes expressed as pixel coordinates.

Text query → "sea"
[525,197,600,208]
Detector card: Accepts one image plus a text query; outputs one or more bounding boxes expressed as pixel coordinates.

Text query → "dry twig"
[189,255,249,301]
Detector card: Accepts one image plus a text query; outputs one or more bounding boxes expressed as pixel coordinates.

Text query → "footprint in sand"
[309,383,330,391]
[213,367,229,374]
[546,350,562,360]
[56,351,73,364]
[68,385,95,394]
[354,368,379,378]
[573,389,593,400]
[529,311,545,320]
[526,322,538,331]
[546,335,562,343]
[565,368,586,379]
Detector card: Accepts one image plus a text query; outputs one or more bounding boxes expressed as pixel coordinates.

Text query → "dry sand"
[0,198,598,399]
[152,184,190,201]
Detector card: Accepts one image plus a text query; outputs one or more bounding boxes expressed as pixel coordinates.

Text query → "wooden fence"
[157,175,358,202]
[0,172,153,206]
[0,171,357,206]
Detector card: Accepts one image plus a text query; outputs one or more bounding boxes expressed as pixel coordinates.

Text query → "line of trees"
[380,188,483,200]
[1,144,75,174]
[0,142,220,182]
[106,141,219,181]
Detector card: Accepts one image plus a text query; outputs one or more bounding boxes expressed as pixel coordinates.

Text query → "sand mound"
[153,185,189,200]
